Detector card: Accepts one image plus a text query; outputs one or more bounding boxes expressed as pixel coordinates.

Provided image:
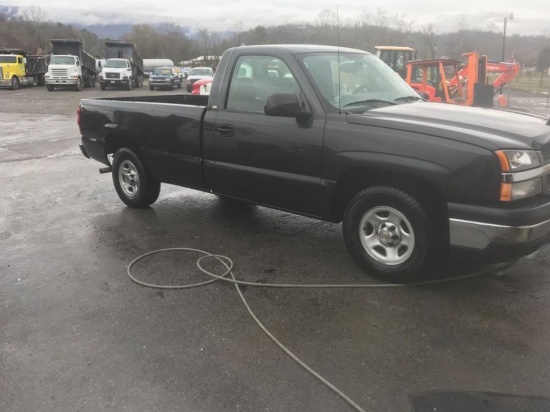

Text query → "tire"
[46,85,54,92]
[149,86,154,91]
[342,186,439,283]
[38,74,45,86]
[100,83,106,91]
[90,76,96,87]
[177,79,182,88]
[126,78,132,91]
[186,84,192,92]
[11,76,20,90]
[138,76,143,87]
[75,77,83,91]
[112,148,161,208]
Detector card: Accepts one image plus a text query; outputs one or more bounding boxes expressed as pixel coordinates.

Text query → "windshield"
[154,68,173,75]
[298,53,418,111]
[105,60,127,68]
[50,56,76,65]
[190,68,212,76]
[0,55,17,63]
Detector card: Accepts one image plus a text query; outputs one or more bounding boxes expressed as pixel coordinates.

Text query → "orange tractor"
[405,52,520,107]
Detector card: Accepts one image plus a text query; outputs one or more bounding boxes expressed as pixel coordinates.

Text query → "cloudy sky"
[3,0,550,35]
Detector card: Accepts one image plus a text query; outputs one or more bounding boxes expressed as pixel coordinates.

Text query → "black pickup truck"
[78,45,550,282]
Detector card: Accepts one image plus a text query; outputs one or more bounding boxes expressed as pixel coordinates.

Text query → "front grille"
[106,72,119,79]
[541,143,550,164]
[51,68,67,77]
[189,78,199,85]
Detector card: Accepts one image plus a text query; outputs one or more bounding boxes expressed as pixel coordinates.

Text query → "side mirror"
[264,93,310,118]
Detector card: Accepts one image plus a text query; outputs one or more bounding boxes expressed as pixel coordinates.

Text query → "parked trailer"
[99,41,144,90]
[46,39,97,91]
[0,48,49,90]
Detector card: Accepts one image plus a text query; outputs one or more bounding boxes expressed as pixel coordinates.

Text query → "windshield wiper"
[393,95,423,102]
[342,99,397,108]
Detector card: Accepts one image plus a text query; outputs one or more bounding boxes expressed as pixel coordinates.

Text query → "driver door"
[204,54,326,216]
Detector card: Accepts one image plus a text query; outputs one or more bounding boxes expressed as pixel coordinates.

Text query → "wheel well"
[330,168,448,225]
[104,133,141,159]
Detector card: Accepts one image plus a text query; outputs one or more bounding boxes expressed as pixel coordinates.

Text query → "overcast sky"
[3,0,550,35]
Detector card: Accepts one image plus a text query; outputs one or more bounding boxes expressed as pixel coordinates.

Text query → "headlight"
[501,178,542,201]
[72,72,79,78]
[496,150,540,172]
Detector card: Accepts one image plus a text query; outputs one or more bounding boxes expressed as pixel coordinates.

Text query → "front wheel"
[342,186,439,283]
[75,77,83,91]
[126,78,132,91]
[11,76,20,90]
[100,83,106,91]
[112,148,161,208]
[46,85,54,92]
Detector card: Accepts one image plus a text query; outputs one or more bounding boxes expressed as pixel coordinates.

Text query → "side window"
[226,55,300,113]
[18,57,23,64]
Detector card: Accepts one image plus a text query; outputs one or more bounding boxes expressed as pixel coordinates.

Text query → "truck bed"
[80,93,210,190]
[91,94,209,105]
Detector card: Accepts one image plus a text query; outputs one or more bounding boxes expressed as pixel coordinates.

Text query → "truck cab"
[0,53,24,89]
[0,48,47,90]
[98,58,134,91]
[46,55,83,91]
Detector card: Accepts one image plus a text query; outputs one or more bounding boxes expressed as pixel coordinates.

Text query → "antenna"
[337,5,341,114]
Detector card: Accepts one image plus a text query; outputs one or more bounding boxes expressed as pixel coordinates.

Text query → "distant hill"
[0,5,19,17]
[75,24,134,39]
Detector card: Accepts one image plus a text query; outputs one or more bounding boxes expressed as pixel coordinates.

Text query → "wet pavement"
[1,85,550,412]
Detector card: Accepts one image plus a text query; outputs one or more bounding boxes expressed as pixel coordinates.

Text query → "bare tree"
[20,6,47,24]
[20,6,48,52]
[422,23,438,59]
[315,9,336,27]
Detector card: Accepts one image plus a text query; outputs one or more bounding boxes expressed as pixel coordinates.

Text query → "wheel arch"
[104,132,141,159]
[329,166,449,227]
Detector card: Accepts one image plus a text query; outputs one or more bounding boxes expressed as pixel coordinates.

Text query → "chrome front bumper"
[449,217,550,249]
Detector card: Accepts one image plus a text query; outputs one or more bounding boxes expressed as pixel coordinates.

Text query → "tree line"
[1,7,548,69]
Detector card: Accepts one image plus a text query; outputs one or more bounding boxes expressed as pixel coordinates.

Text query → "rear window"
[190,68,212,76]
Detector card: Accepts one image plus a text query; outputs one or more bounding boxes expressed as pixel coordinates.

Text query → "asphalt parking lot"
[1,84,550,412]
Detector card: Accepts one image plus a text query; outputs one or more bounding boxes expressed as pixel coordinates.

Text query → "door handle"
[216,124,234,137]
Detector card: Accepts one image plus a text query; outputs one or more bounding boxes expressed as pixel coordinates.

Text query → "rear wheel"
[112,148,161,208]
[11,76,20,90]
[342,186,439,283]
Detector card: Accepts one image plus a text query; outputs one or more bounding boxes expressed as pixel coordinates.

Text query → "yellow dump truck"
[0,48,49,90]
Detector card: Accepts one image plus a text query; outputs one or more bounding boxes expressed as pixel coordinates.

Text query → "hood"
[102,67,129,73]
[348,102,550,151]
[188,74,210,81]
[49,63,77,69]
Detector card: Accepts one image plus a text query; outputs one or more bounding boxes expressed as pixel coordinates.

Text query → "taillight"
[77,105,82,134]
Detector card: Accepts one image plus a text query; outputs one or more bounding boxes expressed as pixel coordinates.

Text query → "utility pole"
[501,13,513,62]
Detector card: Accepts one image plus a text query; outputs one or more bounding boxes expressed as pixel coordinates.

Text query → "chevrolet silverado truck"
[78,45,550,282]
